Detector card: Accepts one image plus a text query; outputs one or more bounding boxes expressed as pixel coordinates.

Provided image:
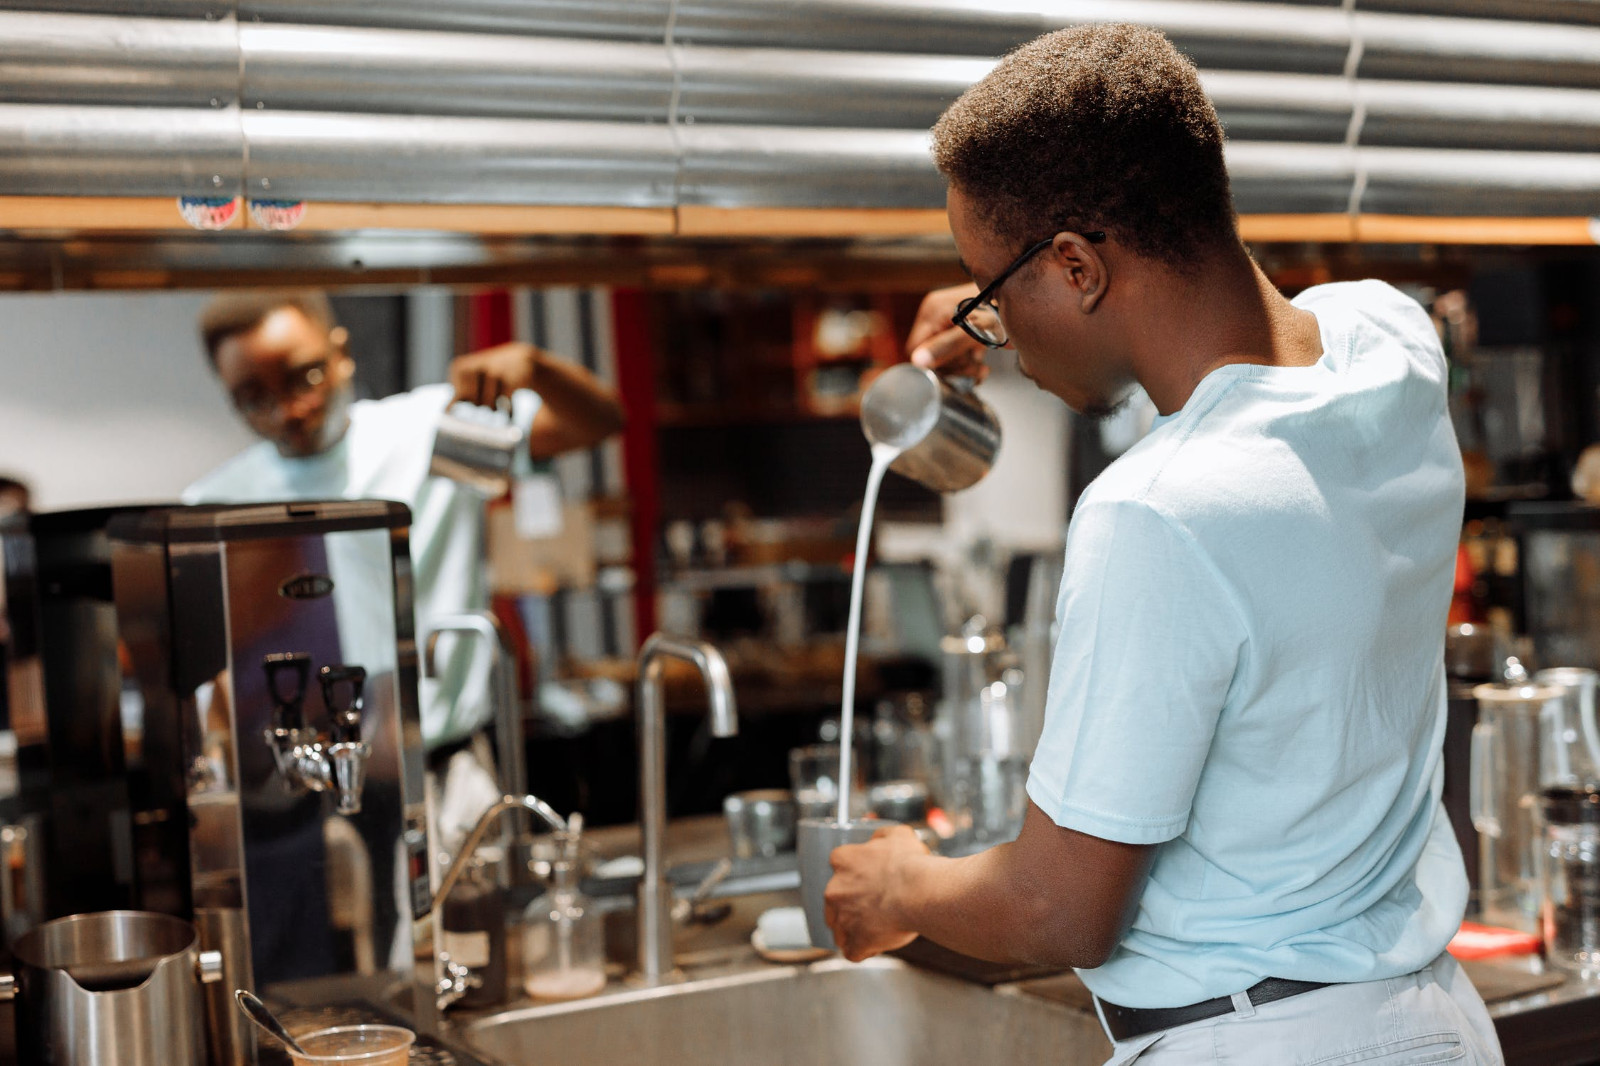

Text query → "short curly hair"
[931,24,1236,267]
[199,290,336,366]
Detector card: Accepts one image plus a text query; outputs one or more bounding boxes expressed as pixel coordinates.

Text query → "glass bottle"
[522,815,605,1001]
[441,846,507,1009]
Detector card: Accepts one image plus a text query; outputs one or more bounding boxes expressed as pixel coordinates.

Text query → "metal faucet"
[424,614,527,801]
[431,792,570,1010]
[635,634,738,985]
[261,655,371,815]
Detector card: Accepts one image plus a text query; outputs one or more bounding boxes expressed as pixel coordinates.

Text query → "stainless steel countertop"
[460,813,1600,1066]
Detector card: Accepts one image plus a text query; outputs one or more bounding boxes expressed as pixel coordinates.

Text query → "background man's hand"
[823,824,928,962]
[449,342,542,408]
[906,283,991,383]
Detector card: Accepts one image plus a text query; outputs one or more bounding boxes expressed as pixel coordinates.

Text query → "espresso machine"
[8,501,440,1063]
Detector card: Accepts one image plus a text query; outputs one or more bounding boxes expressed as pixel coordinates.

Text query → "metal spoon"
[234,989,308,1056]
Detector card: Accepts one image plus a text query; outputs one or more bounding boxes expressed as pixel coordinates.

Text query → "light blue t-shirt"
[1027,280,1468,1008]
[184,383,515,749]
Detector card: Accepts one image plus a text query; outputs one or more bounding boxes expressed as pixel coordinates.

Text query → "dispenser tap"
[319,665,371,816]
[260,657,372,815]
[262,652,313,780]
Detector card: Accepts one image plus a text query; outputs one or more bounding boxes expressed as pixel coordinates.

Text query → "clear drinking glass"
[1541,786,1600,977]
[288,1025,414,1066]
[789,743,864,820]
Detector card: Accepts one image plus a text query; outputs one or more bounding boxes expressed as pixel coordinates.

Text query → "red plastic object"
[1447,921,1542,960]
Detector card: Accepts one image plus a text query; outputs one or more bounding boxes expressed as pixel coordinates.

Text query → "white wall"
[0,292,256,510]
[941,348,1070,553]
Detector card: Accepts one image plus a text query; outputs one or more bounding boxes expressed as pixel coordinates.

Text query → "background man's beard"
[276,381,354,457]
[314,382,354,451]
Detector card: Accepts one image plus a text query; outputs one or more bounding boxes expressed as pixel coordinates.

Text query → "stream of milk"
[836,441,903,825]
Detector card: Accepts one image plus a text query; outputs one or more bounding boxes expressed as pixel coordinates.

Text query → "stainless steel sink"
[461,957,1110,1066]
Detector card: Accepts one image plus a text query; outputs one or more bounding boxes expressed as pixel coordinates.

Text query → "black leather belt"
[1099,978,1331,1041]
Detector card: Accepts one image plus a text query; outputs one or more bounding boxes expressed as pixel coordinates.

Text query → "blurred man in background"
[185,291,623,809]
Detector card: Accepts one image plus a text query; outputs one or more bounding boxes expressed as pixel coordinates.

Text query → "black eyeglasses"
[232,359,329,417]
[952,231,1106,348]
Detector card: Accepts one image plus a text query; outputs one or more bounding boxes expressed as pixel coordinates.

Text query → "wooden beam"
[292,202,676,235]
[0,196,1595,249]
[1237,214,1357,243]
[676,206,952,238]
[0,196,241,231]
[1354,215,1598,245]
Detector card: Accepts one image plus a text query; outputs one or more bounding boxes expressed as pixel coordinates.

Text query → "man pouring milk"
[184,290,623,832]
[821,25,1503,1066]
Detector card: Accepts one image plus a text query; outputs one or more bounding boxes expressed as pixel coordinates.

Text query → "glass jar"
[521,820,605,1001]
[441,846,507,1009]
[1540,787,1600,977]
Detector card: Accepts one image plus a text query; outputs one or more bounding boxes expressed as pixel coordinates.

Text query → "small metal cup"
[860,364,1000,493]
[723,790,798,859]
[430,402,525,497]
[796,818,896,951]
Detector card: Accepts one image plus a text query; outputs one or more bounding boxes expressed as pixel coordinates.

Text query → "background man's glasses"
[952,231,1106,348]
[233,359,328,417]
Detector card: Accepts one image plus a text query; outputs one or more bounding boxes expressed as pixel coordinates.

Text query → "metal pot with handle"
[0,910,223,1066]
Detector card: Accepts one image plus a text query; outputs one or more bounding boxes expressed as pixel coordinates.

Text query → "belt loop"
[1230,991,1256,1019]
[1092,995,1117,1043]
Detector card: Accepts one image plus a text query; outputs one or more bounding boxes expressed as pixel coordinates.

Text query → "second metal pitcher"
[860,364,1000,493]
[2,910,223,1066]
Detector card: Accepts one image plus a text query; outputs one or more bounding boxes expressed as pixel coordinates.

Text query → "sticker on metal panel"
[177,196,240,231]
[249,199,307,231]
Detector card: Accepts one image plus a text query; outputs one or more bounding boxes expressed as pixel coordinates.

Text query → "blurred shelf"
[656,401,859,428]
[660,562,847,591]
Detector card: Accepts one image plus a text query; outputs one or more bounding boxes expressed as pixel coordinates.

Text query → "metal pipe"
[241,110,678,205]
[0,11,239,109]
[0,103,243,198]
[241,24,672,121]
[429,793,568,911]
[239,0,672,41]
[635,633,737,985]
[425,613,526,802]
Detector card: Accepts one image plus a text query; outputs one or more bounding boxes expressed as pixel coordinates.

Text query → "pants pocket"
[1304,1031,1465,1066]
[1100,1031,1167,1065]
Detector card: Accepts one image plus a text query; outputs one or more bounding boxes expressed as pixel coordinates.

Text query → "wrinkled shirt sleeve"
[1026,497,1247,845]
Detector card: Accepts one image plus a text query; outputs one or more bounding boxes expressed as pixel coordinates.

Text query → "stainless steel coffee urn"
[12,501,441,1063]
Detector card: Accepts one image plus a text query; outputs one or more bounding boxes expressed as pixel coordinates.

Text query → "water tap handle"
[318,664,367,744]
[263,652,312,730]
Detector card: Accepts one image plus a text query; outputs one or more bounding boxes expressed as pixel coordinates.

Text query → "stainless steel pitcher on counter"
[860,364,1001,493]
[0,910,222,1066]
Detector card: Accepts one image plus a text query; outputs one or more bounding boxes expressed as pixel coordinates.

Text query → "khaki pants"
[1097,953,1504,1066]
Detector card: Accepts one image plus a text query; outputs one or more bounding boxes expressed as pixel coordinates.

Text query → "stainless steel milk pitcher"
[430,401,525,497]
[1,910,223,1066]
[860,364,1001,493]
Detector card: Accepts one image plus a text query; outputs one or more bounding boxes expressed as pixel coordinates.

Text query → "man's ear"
[1050,232,1109,314]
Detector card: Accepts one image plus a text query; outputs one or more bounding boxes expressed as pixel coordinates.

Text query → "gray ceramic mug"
[796,818,896,951]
